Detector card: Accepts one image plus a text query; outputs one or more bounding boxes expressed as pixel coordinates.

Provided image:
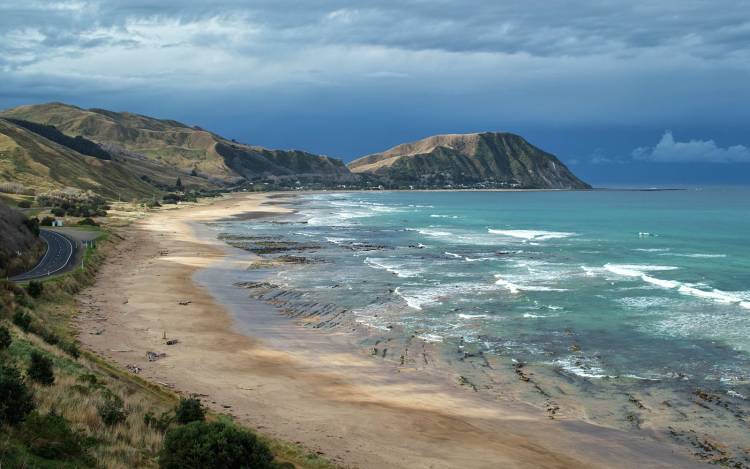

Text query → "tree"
[175,177,183,191]
[26,280,43,298]
[98,394,127,426]
[175,396,205,424]
[27,351,54,386]
[190,168,198,177]
[0,325,11,350]
[12,311,32,332]
[0,364,35,425]
[159,421,274,469]
[21,411,85,460]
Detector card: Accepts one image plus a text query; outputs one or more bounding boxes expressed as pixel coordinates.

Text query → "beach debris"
[162,331,167,340]
[166,339,179,346]
[147,351,166,362]
[126,364,142,374]
[457,375,478,392]
[91,328,104,335]
[545,400,560,419]
[178,300,192,305]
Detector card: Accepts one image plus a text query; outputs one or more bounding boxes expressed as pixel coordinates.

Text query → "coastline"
[76,192,708,468]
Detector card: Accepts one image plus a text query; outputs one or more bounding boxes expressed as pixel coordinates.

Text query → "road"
[10,229,76,281]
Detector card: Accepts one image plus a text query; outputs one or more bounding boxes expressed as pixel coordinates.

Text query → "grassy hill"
[1,103,354,189]
[349,132,590,189]
[0,118,162,200]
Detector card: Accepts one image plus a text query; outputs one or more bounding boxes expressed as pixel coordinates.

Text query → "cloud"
[1,0,750,163]
[633,131,750,163]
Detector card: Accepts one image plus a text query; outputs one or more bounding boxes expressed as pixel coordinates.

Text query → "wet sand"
[76,193,707,468]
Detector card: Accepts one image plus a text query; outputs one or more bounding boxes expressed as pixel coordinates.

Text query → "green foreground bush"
[159,421,274,469]
[0,363,35,425]
[21,411,87,460]
[175,396,205,424]
[27,351,55,386]
[0,325,11,350]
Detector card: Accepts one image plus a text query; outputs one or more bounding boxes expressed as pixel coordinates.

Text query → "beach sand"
[76,193,707,468]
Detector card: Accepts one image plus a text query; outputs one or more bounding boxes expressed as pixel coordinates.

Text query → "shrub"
[12,310,32,331]
[27,351,55,386]
[77,217,99,226]
[26,281,43,298]
[0,325,10,350]
[144,409,174,432]
[17,200,31,209]
[175,396,205,424]
[40,330,59,346]
[21,411,85,460]
[40,216,56,226]
[98,394,127,426]
[0,364,35,425]
[23,217,40,236]
[51,207,66,217]
[159,421,274,469]
[61,340,80,359]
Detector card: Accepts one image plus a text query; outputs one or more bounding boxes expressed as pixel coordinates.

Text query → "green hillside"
[0,119,160,200]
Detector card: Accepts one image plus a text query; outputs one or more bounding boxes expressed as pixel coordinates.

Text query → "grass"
[0,213,339,469]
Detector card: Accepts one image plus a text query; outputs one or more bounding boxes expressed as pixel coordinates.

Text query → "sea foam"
[488,229,575,241]
[604,264,750,309]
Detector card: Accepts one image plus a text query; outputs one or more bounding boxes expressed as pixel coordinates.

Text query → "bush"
[40,216,56,226]
[12,310,32,332]
[51,207,66,217]
[27,351,55,386]
[26,281,43,298]
[0,364,35,425]
[144,409,174,432]
[61,340,80,359]
[17,200,31,209]
[98,394,127,426]
[159,421,274,469]
[23,217,40,236]
[77,217,99,226]
[21,411,85,460]
[175,396,205,424]
[0,325,10,350]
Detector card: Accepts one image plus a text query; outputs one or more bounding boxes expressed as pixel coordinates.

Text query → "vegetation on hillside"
[5,118,112,160]
[37,188,109,218]
[0,201,44,278]
[0,118,158,200]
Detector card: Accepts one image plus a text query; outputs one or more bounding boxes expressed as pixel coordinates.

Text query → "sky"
[1,0,749,185]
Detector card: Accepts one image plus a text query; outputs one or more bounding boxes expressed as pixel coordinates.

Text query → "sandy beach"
[76,193,708,469]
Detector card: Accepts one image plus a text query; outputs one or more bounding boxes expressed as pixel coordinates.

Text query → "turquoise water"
[219,188,750,396]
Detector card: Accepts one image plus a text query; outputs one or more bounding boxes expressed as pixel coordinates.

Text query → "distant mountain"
[0,103,353,188]
[348,132,590,189]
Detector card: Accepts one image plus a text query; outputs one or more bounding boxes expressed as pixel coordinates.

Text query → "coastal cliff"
[349,132,590,189]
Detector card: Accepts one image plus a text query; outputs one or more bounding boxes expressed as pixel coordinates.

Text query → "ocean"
[211,187,750,456]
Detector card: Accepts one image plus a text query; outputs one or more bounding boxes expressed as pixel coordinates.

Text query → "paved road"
[10,229,76,281]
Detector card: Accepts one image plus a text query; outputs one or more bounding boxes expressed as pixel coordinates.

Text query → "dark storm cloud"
[1,1,749,180]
